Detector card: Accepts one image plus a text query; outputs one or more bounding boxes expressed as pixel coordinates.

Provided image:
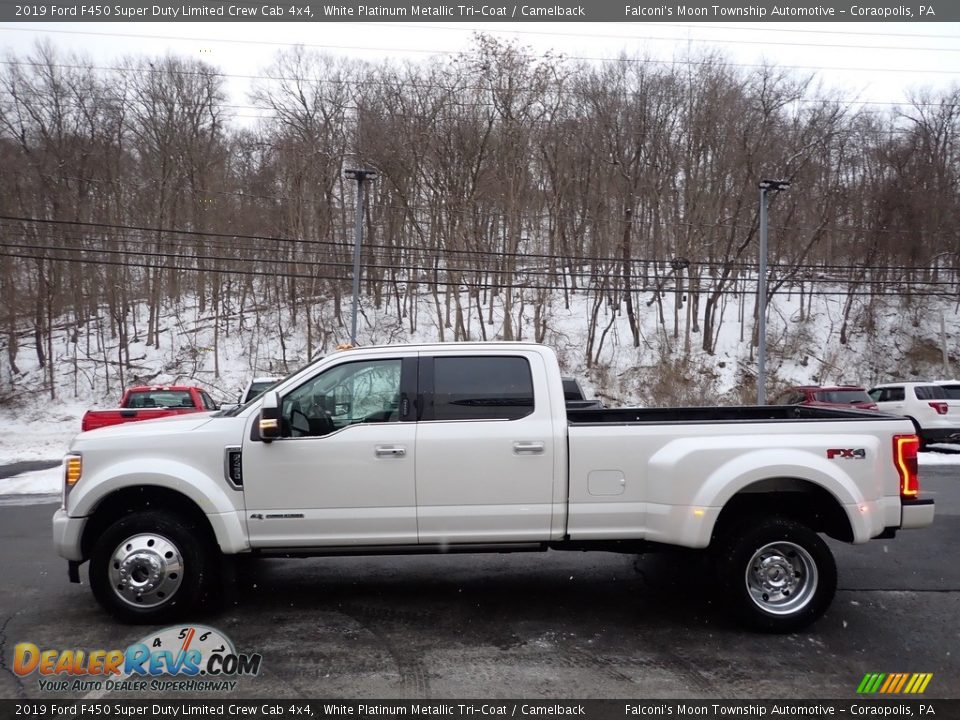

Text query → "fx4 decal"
[827,448,866,459]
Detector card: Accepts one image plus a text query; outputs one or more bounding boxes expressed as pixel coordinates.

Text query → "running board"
[252,542,548,558]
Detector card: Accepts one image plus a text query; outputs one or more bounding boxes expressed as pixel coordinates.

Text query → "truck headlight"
[63,454,82,506]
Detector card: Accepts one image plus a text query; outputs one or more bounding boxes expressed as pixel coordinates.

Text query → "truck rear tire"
[715,516,837,633]
[89,510,217,623]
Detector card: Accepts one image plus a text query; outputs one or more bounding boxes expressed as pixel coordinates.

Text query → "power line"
[0,89,932,138]
[4,204,957,260]
[3,221,960,290]
[3,214,956,274]
[2,26,959,77]
[6,231,959,290]
[3,58,958,111]
[3,248,958,299]
[365,21,960,42]
[33,163,948,247]
[6,23,960,57]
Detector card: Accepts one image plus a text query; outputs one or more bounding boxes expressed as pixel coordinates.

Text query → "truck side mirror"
[259,391,281,442]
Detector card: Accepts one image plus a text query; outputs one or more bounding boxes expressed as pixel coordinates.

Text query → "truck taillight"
[893,435,919,498]
[928,401,948,415]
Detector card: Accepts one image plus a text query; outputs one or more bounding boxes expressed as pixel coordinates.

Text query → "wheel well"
[80,485,216,559]
[712,478,854,543]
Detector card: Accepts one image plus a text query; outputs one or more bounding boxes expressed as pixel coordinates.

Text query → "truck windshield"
[244,380,280,403]
[814,390,871,404]
[127,391,193,408]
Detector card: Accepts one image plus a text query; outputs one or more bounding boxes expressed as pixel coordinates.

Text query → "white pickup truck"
[53,343,934,632]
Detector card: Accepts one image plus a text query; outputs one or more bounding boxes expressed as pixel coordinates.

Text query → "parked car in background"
[561,376,604,410]
[81,386,217,432]
[239,376,283,404]
[935,380,960,400]
[773,385,878,411]
[868,382,960,447]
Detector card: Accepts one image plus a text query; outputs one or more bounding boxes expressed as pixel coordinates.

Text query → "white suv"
[868,382,960,448]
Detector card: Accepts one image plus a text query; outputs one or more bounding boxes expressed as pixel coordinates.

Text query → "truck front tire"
[89,510,217,623]
[715,516,837,633]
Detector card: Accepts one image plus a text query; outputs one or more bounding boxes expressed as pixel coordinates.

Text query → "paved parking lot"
[1,467,957,700]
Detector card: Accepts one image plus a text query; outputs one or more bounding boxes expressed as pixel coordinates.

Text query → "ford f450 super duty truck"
[53,343,934,632]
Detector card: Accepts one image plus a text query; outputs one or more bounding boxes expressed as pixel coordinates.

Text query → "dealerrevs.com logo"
[14,625,261,693]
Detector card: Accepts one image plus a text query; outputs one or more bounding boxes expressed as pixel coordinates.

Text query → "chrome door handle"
[513,441,544,455]
[375,445,406,458]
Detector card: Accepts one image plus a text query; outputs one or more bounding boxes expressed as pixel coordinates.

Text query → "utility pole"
[757,179,791,405]
[344,168,377,345]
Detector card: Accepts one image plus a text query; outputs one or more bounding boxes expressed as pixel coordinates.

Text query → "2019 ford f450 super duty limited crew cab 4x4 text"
[53,343,934,632]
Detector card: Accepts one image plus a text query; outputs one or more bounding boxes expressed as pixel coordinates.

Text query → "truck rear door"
[415,351,557,544]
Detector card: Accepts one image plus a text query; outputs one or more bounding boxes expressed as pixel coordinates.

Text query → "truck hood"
[74,412,216,442]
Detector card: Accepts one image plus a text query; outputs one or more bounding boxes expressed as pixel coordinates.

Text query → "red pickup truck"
[81,386,218,432]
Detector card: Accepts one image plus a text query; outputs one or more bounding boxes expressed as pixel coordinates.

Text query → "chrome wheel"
[745,541,818,616]
[108,533,184,609]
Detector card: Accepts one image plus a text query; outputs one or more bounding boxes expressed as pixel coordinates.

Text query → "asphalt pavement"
[0,460,59,480]
[0,466,957,701]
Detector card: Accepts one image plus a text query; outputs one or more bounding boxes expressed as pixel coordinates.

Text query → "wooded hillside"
[1,37,958,400]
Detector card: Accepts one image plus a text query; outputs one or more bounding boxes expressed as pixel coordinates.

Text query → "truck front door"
[242,355,418,548]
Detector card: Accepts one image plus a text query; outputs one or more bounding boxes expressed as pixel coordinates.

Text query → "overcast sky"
[1,20,958,119]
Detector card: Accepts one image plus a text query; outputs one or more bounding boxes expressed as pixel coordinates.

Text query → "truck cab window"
[431,356,534,421]
[281,359,402,438]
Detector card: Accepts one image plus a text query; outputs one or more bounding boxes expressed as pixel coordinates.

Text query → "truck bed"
[567,404,890,425]
[81,407,190,432]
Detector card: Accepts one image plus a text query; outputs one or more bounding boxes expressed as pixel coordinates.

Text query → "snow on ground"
[916,449,960,465]
[0,401,85,464]
[0,465,62,495]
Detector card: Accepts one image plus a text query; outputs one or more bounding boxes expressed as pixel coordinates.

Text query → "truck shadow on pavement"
[222,548,727,634]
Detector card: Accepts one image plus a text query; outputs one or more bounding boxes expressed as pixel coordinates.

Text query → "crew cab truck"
[54,343,934,632]
[80,386,219,432]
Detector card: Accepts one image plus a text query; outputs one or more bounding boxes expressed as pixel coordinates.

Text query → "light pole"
[344,168,377,345]
[757,179,790,405]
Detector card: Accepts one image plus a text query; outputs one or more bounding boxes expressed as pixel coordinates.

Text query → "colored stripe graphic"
[893,674,909,693]
[858,673,932,694]
[857,673,883,694]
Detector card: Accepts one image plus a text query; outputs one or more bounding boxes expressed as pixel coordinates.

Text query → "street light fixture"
[344,168,378,345]
[757,179,791,405]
